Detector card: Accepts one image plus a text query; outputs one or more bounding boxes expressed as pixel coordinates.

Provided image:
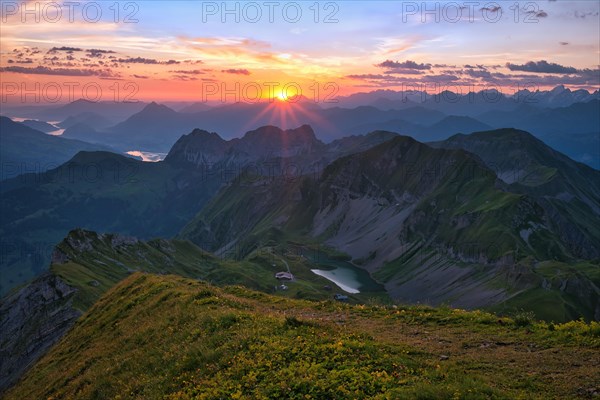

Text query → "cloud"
[346,74,391,80]
[574,11,599,19]
[376,60,431,70]
[170,70,205,75]
[506,60,578,74]
[480,6,501,12]
[172,75,198,81]
[525,9,548,17]
[383,69,424,75]
[132,74,149,79]
[0,65,115,77]
[423,74,460,82]
[47,46,82,54]
[87,49,116,58]
[559,42,569,46]
[117,57,180,65]
[464,69,493,79]
[464,64,487,70]
[221,68,251,75]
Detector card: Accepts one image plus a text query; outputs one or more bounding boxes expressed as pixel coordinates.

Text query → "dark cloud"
[1,65,115,77]
[383,69,424,75]
[118,57,159,64]
[574,11,599,19]
[423,74,460,82]
[376,60,432,70]
[172,75,199,81]
[221,68,251,75]
[170,70,205,75]
[132,74,149,79]
[506,60,578,74]
[480,6,501,12]
[87,49,116,58]
[347,74,391,80]
[559,42,569,46]
[117,57,180,65]
[526,9,548,17]
[464,69,493,79]
[47,46,82,54]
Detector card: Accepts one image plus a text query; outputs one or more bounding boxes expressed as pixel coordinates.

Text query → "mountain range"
[17,97,595,170]
[178,127,600,322]
[2,122,598,320]
[1,114,599,395]
[0,125,398,293]
[335,85,600,111]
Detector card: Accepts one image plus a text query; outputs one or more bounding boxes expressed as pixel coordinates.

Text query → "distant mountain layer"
[58,112,116,130]
[336,85,600,112]
[2,99,148,122]
[34,96,598,169]
[59,102,423,151]
[19,119,58,133]
[0,117,113,180]
[51,100,494,152]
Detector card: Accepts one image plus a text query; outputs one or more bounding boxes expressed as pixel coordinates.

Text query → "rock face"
[165,125,325,169]
[0,274,81,393]
[164,125,398,177]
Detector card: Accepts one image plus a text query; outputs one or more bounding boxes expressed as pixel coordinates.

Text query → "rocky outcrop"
[0,274,81,393]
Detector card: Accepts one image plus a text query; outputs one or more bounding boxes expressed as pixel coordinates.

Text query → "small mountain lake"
[126,150,167,162]
[301,248,384,294]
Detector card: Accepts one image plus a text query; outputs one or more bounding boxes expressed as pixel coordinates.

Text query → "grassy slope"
[5,273,599,399]
[487,260,600,322]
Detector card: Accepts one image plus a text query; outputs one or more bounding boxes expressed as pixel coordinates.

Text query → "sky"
[1,0,599,104]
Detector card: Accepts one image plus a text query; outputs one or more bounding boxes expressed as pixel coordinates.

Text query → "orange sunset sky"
[1,0,599,104]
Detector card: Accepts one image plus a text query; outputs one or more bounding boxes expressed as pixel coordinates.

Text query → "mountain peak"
[0,115,15,124]
[68,150,135,165]
[551,85,568,94]
[163,128,229,165]
[242,124,317,140]
[140,102,176,114]
[239,125,323,154]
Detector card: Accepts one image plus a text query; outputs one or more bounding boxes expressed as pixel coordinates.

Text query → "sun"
[275,87,299,102]
[276,91,289,101]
